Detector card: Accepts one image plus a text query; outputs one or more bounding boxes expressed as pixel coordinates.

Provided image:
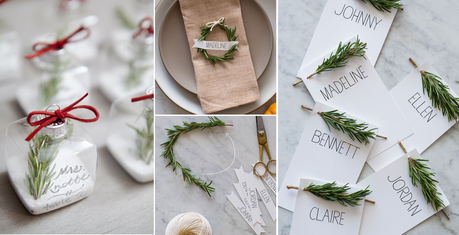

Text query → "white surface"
[278,0,459,234]
[298,0,397,70]
[290,178,364,235]
[298,39,413,161]
[368,61,459,171]
[155,0,277,114]
[155,116,276,234]
[279,102,377,212]
[358,150,450,235]
[0,0,153,233]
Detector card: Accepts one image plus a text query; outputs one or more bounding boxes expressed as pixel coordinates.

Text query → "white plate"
[155,0,277,114]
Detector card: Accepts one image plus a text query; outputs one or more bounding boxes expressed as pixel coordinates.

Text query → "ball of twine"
[165,212,212,235]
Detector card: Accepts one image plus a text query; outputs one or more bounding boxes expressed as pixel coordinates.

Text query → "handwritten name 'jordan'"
[334,4,383,30]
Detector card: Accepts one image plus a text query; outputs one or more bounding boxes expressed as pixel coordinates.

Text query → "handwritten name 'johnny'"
[334,4,383,30]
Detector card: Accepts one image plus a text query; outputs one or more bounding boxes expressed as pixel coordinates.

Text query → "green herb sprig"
[40,61,66,107]
[408,157,445,212]
[287,182,373,207]
[115,7,137,30]
[409,58,459,122]
[197,18,238,65]
[360,0,403,13]
[160,117,232,197]
[128,108,154,165]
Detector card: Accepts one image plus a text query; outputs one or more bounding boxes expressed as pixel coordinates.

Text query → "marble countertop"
[278,0,459,234]
[155,116,276,234]
[0,0,153,233]
[154,0,276,114]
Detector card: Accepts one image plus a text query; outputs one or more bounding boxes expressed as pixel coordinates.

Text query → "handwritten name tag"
[192,39,239,50]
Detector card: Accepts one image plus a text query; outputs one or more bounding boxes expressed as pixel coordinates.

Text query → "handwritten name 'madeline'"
[334,4,383,30]
[320,65,368,101]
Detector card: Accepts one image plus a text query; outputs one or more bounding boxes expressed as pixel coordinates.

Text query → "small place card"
[368,61,459,171]
[290,178,365,235]
[279,102,377,212]
[357,149,450,235]
[192,40,239,50]
[297,0,397,71]
[297,38,413,161]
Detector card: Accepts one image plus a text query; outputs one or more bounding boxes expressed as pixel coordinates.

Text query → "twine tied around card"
[25,26,90,59]
[300,104,387,143]
[397,141,450,220]
[293,37,367,86]
[196,17,239,65]
[25,93,99,141]
[408,58,459,122]
[287,182,375,206]
[133,17,154,39]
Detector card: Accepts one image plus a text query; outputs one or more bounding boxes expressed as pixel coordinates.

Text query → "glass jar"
[17,48,91,113]
[0,17,21,82]
[106,87,154,183]
[5,112,97,215]
[99,22,154,102]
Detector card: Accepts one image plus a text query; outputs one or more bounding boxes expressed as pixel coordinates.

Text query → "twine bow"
[131,94,154,103]
[133,17,154,39]
[25,93,99,141]
[206,17,225,31]
[25,26,90,59]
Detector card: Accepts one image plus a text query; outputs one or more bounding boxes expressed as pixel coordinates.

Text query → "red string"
[25,26,90,59]
[25,93,99,141]
[133,17,154,39]
[131,94,154,103]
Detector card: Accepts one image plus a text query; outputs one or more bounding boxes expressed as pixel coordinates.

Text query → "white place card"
[290,178,365,235]
[368,61,459,171]
[227,191,265,235]
[298,0,397,72]
[279,102,378,212]
[358,149,450,235]
[297,40,413,161]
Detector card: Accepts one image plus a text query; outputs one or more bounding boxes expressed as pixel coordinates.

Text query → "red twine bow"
[25,93,99,141]
[133,17,154,39]
[131,94,154,103]
[25,26,90,59]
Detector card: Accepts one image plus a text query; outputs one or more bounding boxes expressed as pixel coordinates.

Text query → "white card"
[279,102,378,212]
[226,191,265,235]
[253,173,277,222]
[367,61,459,171]
[290,178,365,235]
[298,0,397,72]
[358,149,450,235]
[253,166,277,195]
[297,41,413,161]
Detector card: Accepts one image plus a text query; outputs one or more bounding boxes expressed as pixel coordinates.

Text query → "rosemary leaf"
[115,7,137,30]
[160,117,230,197]
[360,0,403,13]
[127,107,154,165]
[305,182,372,207]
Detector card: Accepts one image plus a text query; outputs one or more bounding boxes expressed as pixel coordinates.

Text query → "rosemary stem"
[286,185,375,204]
[301,105,313,111]
[376,134,387,139]
[293,80,304,86]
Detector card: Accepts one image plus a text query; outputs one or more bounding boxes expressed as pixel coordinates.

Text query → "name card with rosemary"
[357,150,449,235]
[297,0,399,72]
[279,102,378,212]
[297,38,413,161]
[368,60,459,171]
[289,178,367,235]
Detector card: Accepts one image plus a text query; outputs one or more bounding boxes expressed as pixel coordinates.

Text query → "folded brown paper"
[179,0,260,113]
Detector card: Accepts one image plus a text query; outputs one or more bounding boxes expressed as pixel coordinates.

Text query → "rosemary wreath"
[197,17,239,65]
[160,117,233,197]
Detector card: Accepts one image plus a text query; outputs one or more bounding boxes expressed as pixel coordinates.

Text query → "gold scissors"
[254,116,276,177]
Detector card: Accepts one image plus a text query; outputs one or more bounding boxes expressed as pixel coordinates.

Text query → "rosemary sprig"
[360,0,403,13]
[128,107,154,165]
[288,182,372,207]
[409,58,459,122]
[115,7,137,30]
[124,61,151,89]
[197,18,238,65]
[319,110,379,145]
[307,37,367,80]
[40,61,65,107]
[408,157,445,212]
[160,117,232,197]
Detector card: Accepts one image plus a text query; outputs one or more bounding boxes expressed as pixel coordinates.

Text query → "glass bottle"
[0,13,21,82]
[107,87,154,183]
[100,19,154,102]
[5,106,98,215]
[17,48,91,114]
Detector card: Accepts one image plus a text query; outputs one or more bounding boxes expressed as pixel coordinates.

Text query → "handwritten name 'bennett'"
[319,65,368,101]
[311,129,360,159]
[334,4,383,30]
